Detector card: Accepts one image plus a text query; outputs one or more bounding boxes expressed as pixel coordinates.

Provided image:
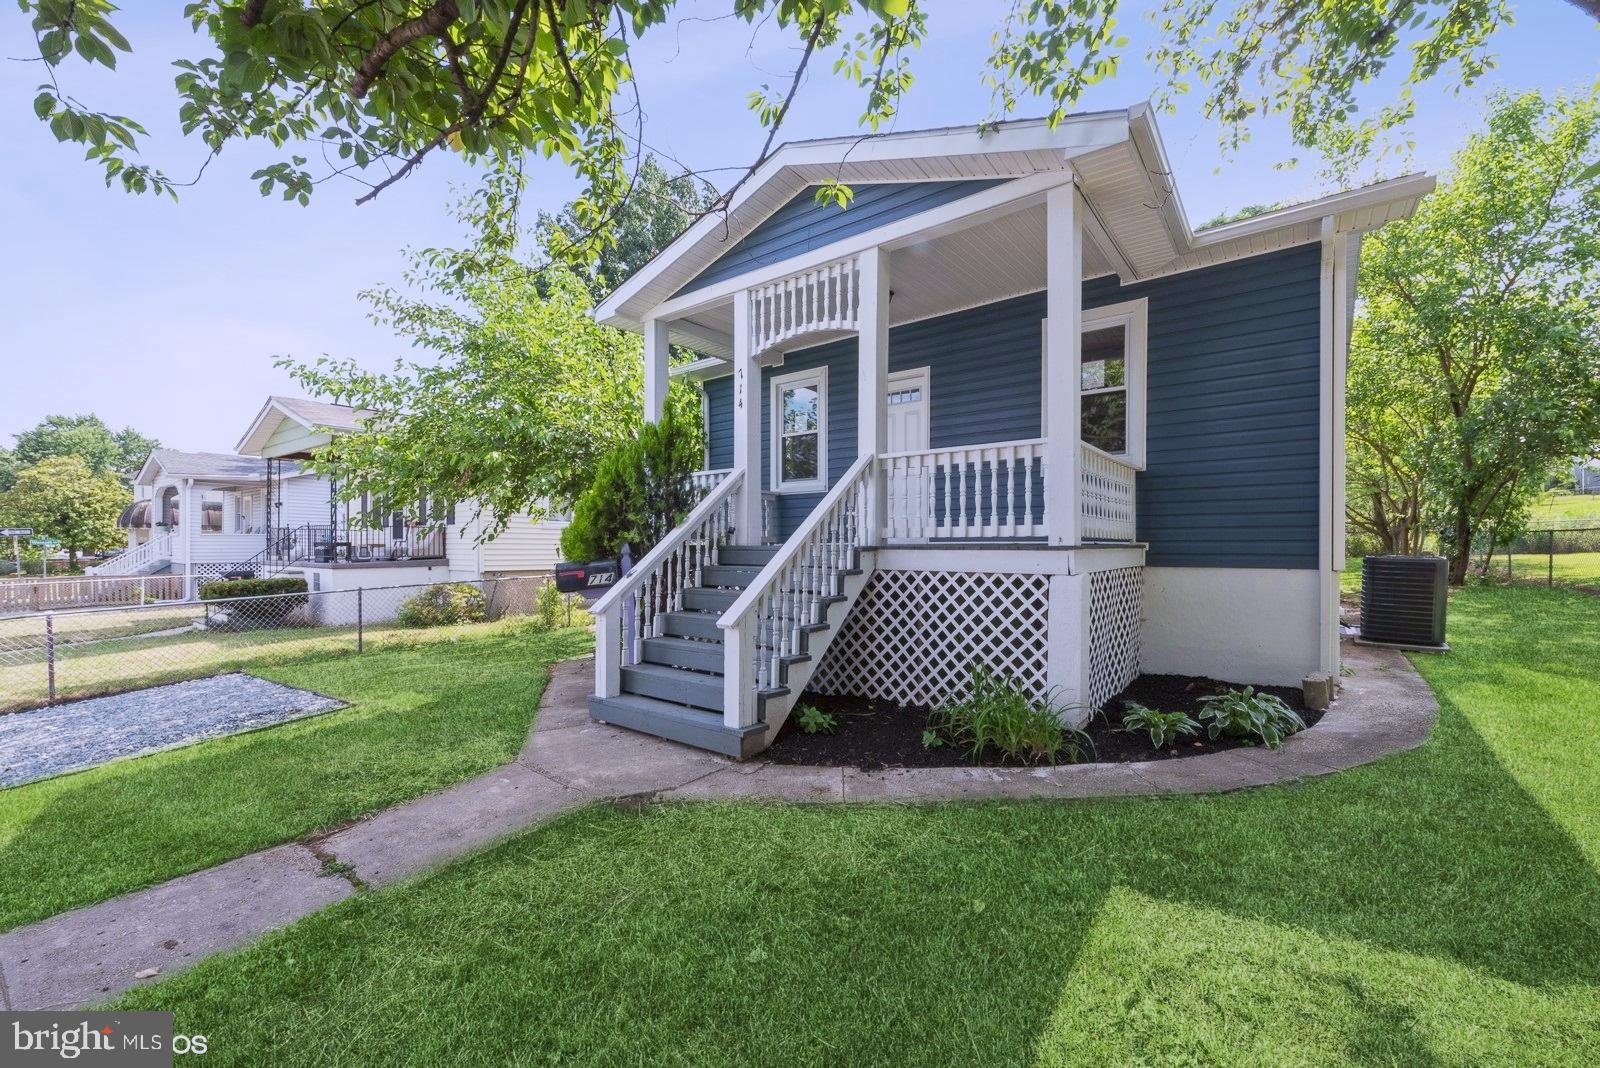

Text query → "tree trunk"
[67,548,79,571]
[1447,514,1473,586]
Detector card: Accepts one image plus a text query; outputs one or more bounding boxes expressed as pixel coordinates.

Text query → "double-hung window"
[1042,297,1148,467]
[771,366,828,492]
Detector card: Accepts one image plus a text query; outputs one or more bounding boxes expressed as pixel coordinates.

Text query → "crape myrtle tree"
[279,168,702,537]
[18,1,1590,236]
[1346,89,1600,583]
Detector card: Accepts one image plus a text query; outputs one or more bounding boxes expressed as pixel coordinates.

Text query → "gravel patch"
[0,674,346,788]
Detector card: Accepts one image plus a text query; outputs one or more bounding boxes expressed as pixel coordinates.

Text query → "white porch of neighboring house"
[94,450,280,594]
[584,108,1431,758]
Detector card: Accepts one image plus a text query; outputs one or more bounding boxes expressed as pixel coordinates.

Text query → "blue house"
[588,106,1433,757]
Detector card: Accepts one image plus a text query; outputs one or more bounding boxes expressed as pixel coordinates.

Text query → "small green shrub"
[925,665,1092,765]
[396,583,488,628]
[1118,701,1200,749]
[198,577,308,601]
[561,404,703,563]
[533,578,564,630]
[794,703,838,735]
[921,729,943,749]
[1196,686,1307,748]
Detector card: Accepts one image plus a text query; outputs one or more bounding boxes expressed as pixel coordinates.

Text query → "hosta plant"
[794,704,838,735]
[1196,687,1306,749]
[1119,702,1200,750]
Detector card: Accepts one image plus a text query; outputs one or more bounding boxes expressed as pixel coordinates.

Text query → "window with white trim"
[771,366,828,492]
[1040,297,1148,467]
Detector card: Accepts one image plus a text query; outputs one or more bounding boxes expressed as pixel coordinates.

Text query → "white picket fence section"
[748,256,859,355]
[0,573,187,615]
[879,439,1046,540]
[86,532,173,577]
[592,472,745,697]
[718,453,876,728]
[1079,443,1138,541]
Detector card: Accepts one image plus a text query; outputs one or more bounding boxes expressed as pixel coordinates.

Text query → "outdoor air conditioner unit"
[1359,555,1449,650]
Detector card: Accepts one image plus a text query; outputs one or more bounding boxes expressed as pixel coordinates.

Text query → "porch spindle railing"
[591,471,745,698]
[689,468,732,497]
[85,531,173,577]
[1078,443,1138,541]
[717,454,875,728]
[878,439,1047,541]
[749,256,859,355]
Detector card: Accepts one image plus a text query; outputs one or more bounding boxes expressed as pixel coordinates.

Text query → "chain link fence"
[1473,525,1600,589]
[0,576,589,712]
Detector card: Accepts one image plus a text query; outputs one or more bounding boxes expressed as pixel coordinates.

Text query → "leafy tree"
[10,414,160,484]
[0,455,130,568]
[18,1,1587,245]
[0,448,17,495]
[280,173,701,538]
[543,155,718,298]
[1347,89,1600,583]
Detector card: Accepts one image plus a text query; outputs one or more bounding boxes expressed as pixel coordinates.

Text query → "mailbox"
[555,559,619,595]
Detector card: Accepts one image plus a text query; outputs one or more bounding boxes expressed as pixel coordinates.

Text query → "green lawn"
[1531,490,1600,525]
[115,584,1600,1065]
[0,623,591,931]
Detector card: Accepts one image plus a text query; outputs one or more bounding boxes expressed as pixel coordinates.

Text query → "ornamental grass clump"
[925,665,1092,765]
[1196,686,1306,748]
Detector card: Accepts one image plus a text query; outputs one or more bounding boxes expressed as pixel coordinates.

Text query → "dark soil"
[763,675,1320,771]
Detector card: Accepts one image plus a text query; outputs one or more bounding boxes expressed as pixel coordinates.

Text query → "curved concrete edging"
[0,642,1434,1011]
[526,639,1438,804]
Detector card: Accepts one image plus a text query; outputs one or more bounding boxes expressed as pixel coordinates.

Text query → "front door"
[885,368,930,538]
[887,367,930,454]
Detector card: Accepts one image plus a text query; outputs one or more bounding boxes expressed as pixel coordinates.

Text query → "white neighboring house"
[1574,458,1600,494]
[90,396,567,598]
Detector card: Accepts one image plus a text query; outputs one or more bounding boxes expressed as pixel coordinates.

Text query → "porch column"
[731,290,764,539]
[1043,184,1084,546]
[857,247,891,543]
[181,477,195,599]
[642,317,670,424]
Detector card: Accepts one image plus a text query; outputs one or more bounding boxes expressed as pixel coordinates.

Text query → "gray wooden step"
[683,586,739,613]
[700,564,763,589]
[661,610,721,641]
[718,545,781,567]
[620,662,722,711]
[642,635,723,673]
[588,693,766,759]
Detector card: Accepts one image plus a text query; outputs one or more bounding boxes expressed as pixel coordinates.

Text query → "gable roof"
[594,106,1432,337]
[235,395,369,457]
[136,449,269,485]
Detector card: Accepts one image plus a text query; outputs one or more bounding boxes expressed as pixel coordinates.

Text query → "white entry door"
[885,368,930,538]
[887,367,930,453]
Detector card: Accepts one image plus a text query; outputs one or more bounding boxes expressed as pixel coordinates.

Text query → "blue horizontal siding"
[704,376,733,470]
[677,180,1006,297]
[1086,243,1323,569]
[699,244,1324,561]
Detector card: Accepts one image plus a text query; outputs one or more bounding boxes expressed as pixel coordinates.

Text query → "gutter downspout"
[182,477,195,600]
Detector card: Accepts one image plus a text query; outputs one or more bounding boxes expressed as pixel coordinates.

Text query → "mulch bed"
[762,675,1320,771]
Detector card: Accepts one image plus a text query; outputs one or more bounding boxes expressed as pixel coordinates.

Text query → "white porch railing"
[749,256,859,355]
[879,439,1046,540]
[690,468,732,496]
[718,453,875,728]
[86,531,173,576]
[0,574,188,615]
[1079,443,1138,541]
[592,471,745,697]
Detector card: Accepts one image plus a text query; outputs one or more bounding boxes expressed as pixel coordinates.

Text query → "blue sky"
[1,2,1595,454]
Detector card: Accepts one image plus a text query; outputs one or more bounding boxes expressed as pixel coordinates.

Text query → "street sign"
[29,537,60,548]
[0,528,32,537]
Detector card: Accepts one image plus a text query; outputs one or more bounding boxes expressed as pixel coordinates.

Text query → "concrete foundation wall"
[1140,566,1321,687]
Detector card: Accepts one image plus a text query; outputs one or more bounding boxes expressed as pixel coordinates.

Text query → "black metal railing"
[228,523,447,576]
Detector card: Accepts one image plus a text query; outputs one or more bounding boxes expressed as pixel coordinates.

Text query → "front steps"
[588,543,864,759]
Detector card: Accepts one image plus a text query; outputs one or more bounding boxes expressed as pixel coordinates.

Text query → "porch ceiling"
[669,204,1118,362]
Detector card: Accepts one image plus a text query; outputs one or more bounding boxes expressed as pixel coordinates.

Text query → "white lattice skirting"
[811,565,1144,713]
[811,570,1051,707]
[1086,566,1142,707]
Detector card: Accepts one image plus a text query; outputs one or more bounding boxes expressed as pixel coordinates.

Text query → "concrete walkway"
[0,641,1435,1010]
